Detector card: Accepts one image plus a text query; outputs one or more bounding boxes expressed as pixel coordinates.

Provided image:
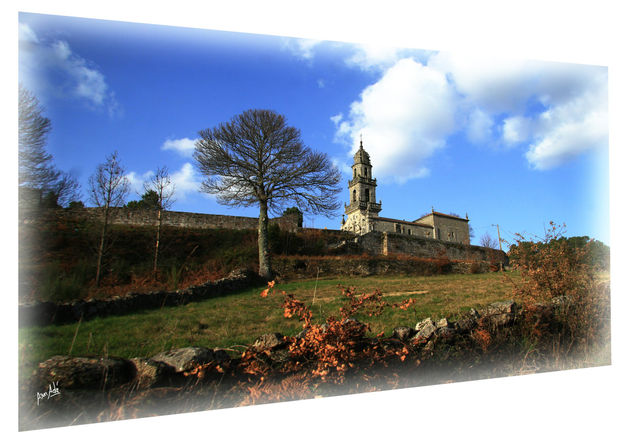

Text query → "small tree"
[125,190,161,210]
[282,206,303,228]
[143,166,175,278]
[480,232,499,249]
[194,109,341,279]
[88,152,130,287]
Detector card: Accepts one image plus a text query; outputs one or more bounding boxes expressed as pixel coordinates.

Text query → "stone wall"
[273,255,491,280]
[352,231,506,264]
[24,207,299,232]
[19,269,265,327]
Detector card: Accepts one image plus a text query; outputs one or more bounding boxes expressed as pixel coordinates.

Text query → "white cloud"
[171,163,201,200]
[18,22,119,114]
[125,170,154,197]
[161,137,198,157]
[429,52,608,170]
[127,163,201,202]
[502,116,531,145]
[466,108,494,144]
[345,43,404,71]
[333,58,456,183]
[282,38,322,61]
[334,51,607,179]
[526,83,608,169]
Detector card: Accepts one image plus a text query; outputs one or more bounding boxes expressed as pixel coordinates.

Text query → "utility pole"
[496,224,502,251]
[495,223,504,272]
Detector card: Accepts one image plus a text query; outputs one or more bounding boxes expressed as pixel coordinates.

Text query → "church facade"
[341,141,471,245]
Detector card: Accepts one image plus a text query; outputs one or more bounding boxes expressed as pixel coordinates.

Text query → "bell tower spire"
[341,140,382,234]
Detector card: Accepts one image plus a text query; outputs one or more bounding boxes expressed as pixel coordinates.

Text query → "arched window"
[352,189,357,202]
[364,167,367,176]
[365,188,370,202]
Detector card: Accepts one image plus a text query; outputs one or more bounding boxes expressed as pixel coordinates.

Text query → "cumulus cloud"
[19,22,119,114]
[333,49,608,181]
[161,137,198,157]
[502,116,531,145]
[345,43,404,71]
[333,58,456,183]
[466,108,495,144]
[428,52,608,169]
[525,83,608,169]
[127,163,201,202]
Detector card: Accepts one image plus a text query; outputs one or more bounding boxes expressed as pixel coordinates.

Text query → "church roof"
[416,211,469,222]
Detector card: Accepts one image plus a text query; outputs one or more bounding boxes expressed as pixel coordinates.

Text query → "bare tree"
[18,86,55,191]
[88,152,130,287]
[480,232,499,249]
[19,86,81,208]
[143,166,175,278]
[194,109,341,279]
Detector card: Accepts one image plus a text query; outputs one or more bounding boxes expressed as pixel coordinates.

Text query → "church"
[340,141,471,245]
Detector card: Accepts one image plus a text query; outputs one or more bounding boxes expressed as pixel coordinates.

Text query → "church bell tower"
[341,140,382,234]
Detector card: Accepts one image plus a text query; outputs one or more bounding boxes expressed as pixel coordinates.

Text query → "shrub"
[252,282,415,384]
[507,222,609,357]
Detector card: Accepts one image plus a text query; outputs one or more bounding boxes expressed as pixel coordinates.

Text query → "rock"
[480,301,517,329]
[436,326,457,341]
[481,301,516,316]
[38,355,135,390]
[392,326,415,341]
[415,317,433,331]
[413,318,437,341]
[130,358,175,389]
[151,346,218,373]
[253,333,286,351]
[436,318,448,328]
[455,315,477,333]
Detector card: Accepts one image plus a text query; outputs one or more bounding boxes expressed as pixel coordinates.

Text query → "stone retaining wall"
[351,231,507,264]
[33,297,566,393]
[19,269,264,327]
[23,207,299,232]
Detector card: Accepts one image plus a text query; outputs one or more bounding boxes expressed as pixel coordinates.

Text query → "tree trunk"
[95,206,109,287]
[258,200,273,280]
[153,208,162,279]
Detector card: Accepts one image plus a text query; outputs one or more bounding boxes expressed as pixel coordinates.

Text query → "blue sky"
[18,12,610,246]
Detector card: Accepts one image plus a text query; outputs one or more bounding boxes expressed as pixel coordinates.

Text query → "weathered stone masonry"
[25,207,299,232]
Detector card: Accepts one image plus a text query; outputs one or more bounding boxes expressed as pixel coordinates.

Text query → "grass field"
[18,271,520,378]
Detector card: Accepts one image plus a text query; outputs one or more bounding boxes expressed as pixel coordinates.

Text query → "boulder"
[392,326,415,341]
[480,300,517,329]
[252,333,286,351]
[455,315,477,333]
[151,346,219,373]
[38,355,135,390]
[435,318,448,328]
[413,318,437,341]
[130,358,175,389]
[212,348,230,363]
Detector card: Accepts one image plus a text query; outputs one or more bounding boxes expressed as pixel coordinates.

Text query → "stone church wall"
[371,218,434,238]
[355,231,505,263]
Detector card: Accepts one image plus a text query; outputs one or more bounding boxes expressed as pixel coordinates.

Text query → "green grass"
[18,272,519,380]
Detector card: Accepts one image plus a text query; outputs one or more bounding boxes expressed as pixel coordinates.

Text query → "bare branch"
[194,109,342,279]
